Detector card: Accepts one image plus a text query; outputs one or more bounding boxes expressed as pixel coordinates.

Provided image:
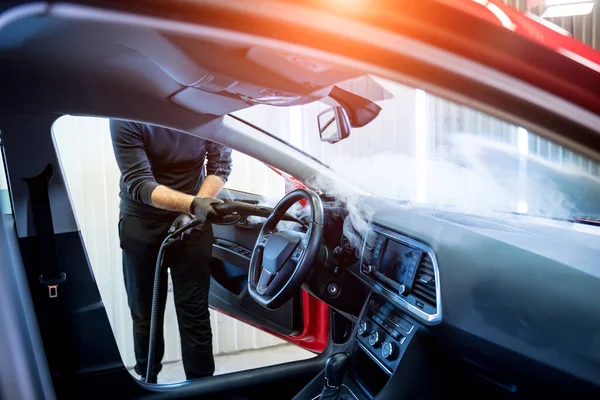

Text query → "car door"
[209,160,329,353]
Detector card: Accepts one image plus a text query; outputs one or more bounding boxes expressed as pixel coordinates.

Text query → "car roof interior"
[0,5,365,129]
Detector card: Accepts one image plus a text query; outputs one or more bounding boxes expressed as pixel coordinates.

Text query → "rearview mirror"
[328,85,383,128]
[317,106,351,144]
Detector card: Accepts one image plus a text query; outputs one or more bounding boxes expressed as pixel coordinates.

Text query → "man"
[109,119,232,383]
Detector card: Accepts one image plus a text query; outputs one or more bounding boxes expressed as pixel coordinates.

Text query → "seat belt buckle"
[39,273,67,299]
[48,284,59,298]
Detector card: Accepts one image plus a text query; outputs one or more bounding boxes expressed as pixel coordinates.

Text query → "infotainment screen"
[378,239,421,286]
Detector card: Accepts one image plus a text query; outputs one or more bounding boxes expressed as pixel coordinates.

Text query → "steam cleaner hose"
[145,219,203,383]
[144,201,301,382]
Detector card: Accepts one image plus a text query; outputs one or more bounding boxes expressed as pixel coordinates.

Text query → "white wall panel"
[0,152,11,214]
[0,152,7,190]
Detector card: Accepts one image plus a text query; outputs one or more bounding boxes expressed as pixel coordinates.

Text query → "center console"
[295,226,441,400]
[294,291,439,400]
[355,296,415,372]
[349,294,418,398]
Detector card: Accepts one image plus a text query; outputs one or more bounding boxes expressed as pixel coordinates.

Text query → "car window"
[52,116,313,384]
[235,76,600,224]
[224,150,286,200]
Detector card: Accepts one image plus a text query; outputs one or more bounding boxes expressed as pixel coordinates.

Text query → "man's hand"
[169,213,195,240]
[190,197,224,225]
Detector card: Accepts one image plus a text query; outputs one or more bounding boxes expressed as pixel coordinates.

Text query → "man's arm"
[150,185,195,214]
[198,141,233,198]
[197,175,226,198]
[110,120,195,214]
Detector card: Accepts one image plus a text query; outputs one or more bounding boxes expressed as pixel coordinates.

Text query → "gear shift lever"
[320,353,350,399]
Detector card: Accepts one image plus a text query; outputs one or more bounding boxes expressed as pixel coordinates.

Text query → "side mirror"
[317,106,351,144]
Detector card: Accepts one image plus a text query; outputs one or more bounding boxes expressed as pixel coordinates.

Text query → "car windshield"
[233,75,600,224]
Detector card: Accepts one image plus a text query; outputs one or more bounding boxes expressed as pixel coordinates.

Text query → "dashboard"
[338,202,600,399]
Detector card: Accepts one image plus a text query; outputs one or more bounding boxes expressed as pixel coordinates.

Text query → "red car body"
[415,0,600,114]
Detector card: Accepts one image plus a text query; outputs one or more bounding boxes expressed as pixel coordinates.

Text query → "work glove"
[169,213,195,241]
[189,197,223,226]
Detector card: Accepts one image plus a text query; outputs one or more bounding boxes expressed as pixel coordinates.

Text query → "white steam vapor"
[228,134,597,254]
[246,197,308,231]
[325,135,570,217]
[307,173,381,252]
[307,134,594,250]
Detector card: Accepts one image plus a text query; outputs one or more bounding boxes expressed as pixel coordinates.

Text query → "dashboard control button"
[390,314,413,333]
[381,341,398,360]
[398,284,408,295]
[358,321,372,337]
[291,247,303,261]
[368,331,384,348]
[326,282,340,297]
[370,298,382,308]
[381,320,393,331]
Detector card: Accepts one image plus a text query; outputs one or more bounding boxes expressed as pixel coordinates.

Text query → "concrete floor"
[132,344,314,384]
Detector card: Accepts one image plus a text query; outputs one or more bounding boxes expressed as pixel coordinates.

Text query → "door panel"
[210,188,329,352]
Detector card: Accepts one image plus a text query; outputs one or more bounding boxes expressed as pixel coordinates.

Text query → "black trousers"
[118,213,215,382]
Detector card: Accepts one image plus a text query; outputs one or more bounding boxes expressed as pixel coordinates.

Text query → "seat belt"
[24,164,69,378]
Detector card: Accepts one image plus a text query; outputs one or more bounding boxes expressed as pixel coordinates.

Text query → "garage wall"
[425,95,600,177]
[503,0,600,48]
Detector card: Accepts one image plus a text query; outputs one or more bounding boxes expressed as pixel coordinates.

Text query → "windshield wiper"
[572,216,600,227]
[508,211,600,227]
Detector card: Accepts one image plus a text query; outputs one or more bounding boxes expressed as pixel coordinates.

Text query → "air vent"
[412,254,437,308]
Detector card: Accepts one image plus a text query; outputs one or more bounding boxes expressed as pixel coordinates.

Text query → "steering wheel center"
[262,231,302,273]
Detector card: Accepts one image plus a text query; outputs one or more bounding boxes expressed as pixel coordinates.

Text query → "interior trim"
[0,214,55,400]
[357,342,392,376]
[310,384,359,400]
[0,3,46,30]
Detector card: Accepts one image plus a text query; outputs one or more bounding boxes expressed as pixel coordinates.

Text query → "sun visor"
[245,47,362,88]
[245,48,393,104]
[171,49,393,117]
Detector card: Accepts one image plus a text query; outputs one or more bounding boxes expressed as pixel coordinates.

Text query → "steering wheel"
[248,189,324,309]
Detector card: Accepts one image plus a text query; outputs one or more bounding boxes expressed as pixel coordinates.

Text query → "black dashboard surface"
[351,201,600,396]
